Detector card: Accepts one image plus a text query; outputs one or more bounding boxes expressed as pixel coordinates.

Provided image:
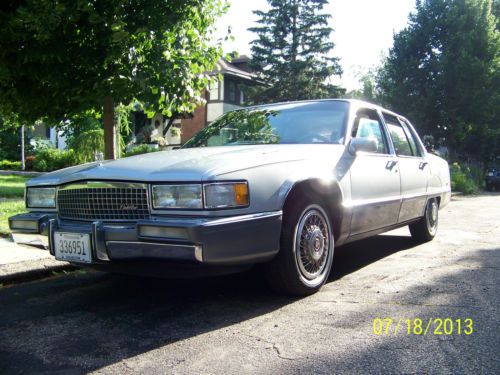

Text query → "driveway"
[0,194,498,374]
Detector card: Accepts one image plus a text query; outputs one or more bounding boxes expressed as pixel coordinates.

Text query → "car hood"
[27,144,346,186]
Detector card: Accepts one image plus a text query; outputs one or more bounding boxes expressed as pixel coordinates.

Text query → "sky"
[215,0,416,91]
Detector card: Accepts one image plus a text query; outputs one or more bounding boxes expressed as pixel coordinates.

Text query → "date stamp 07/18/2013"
[373,318,474,336]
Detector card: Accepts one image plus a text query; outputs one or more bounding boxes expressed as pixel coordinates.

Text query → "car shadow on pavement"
[330,233,417,281]
[0,233,427,374]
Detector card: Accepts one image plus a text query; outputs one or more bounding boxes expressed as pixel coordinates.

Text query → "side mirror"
[349,137,378,154]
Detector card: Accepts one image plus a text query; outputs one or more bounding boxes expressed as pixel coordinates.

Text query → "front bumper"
[9,211,282,266]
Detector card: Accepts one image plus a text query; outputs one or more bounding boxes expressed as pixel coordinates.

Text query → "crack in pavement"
[242,333,302,361]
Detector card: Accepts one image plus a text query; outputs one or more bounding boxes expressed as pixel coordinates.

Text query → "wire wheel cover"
[295,209,330,280]
[426,200,438,232]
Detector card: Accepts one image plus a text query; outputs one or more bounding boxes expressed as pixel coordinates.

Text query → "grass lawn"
[0,175,29,235]
[0,175,30,198]
[0,199,25,235]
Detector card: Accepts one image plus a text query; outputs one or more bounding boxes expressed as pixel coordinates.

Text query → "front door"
[348,109,401,235]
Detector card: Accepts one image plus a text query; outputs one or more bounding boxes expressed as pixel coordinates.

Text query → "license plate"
[54,232,92,263]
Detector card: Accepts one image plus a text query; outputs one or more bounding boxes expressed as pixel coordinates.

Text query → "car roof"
[243,99,409,123]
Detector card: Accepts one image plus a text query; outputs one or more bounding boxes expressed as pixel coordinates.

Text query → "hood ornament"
[94,151,104,166]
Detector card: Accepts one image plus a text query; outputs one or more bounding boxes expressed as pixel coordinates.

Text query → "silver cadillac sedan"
[9,99,451,296]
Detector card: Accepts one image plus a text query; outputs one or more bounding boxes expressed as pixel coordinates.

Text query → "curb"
[0,258,76,284]
[0,170,45,177]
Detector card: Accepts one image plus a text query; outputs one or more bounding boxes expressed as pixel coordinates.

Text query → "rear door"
[383,113,430,222]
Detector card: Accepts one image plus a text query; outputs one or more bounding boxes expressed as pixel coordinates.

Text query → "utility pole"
[20,125,25,171]
[116,109,121,159]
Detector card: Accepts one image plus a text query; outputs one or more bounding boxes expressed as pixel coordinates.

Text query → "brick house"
[179,55,257,143]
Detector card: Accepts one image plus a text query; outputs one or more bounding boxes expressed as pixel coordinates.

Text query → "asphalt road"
[0,194,498,374]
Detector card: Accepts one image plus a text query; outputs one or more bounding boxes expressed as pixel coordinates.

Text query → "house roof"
[210,56,257,82]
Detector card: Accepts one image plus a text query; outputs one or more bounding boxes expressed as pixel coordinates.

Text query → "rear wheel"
[265,201,334,296]
[409,198,439,242]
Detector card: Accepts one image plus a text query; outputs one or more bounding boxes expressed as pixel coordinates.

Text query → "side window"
[401,120,422,157]
[351,110,388,154]
[383,113,414,156]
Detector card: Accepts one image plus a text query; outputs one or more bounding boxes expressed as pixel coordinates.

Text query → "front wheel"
[265,202,334,296]
[409,198,439,242]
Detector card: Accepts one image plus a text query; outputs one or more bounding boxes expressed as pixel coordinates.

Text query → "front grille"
[57,183,150,221]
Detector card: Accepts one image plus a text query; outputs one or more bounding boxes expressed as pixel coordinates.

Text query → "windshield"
[182,101,349,148]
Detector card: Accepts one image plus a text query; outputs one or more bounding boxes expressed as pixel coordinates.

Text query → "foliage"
[0,175,30,198]
[115,103,134,147]
[450,162,479,194]
[169,126,182,138]
[0,160,22,171]
[33,148,77,172]
[71,129,105,163]
[123,144,160,157]
[0,116,32,161]
[344,69,380,103]
[0,0,227,158]
[376,0,500,164]
[248,0,344,103]
[0,199,25,236]
[151,136,168,147]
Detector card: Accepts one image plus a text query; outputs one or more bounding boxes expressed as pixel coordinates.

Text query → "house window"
[225,79,237,104]
[209,79,219,101]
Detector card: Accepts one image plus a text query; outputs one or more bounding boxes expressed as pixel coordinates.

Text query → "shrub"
[123,144,160,157]
[450,162,478,194]
[25,155,36,170]
[33,148,77,171]
[0,160,21,170]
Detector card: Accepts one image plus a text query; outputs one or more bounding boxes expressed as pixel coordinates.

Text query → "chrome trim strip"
[58,181,148,190]
[105,241,203,262]
[106,241,199,249]
[343,195,401,208]
[202,210,282,226]
[344,188,450,208]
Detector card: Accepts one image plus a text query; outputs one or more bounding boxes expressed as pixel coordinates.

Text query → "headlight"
[204,182,249,208]
[26,187,56,208]
[152,184,203,209]
[488,172,494,176]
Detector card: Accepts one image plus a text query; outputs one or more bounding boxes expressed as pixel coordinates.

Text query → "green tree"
[344,69,380,103]
[377,0,500,163]
[248,0,344,103]
[0,0,226,159]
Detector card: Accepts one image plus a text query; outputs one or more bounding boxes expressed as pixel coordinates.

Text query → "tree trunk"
[103,96,116,160]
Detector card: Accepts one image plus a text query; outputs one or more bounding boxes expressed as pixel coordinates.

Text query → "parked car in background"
[485,167,500,191]
[9,100,451,296]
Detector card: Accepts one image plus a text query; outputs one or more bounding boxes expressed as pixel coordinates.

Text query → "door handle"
[386,160,398,170]
[419,162,428,170]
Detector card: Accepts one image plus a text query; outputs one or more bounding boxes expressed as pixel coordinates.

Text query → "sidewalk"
[0,236,72,283]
